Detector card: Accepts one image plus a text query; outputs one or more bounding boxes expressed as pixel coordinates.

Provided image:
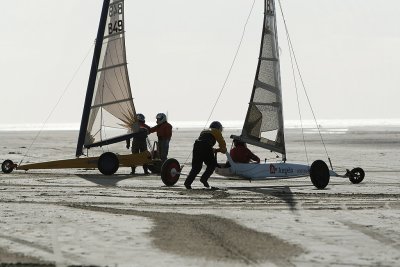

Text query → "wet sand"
[0,128,400,266]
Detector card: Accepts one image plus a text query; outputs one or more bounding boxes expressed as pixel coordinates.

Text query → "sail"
[234,0,286,158]
[76,0,137,156]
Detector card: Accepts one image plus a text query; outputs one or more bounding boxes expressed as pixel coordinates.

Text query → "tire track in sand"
[68,204,303,266]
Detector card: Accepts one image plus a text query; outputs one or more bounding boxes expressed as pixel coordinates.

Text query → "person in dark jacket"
[149,113,172,162]
[126,113,151,174]
[184,121,227,189]
[230,140,260,164]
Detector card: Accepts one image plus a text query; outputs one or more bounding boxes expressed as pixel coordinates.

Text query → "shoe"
[200,179,210,188]
[184,183,192,189]
[143,166,150,175]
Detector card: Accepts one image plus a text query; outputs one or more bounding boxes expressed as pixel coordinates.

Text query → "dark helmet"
[156,113,167,124]
[137,113,145,123]
[233,139,245,146]
[209,121,223,131]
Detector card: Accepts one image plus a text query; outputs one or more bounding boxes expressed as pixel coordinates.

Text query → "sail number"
[109,20,123,34]
[109,2,123,17]
[108,2,124,34]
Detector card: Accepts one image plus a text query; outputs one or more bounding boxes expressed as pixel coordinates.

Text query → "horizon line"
[0,118,400,131]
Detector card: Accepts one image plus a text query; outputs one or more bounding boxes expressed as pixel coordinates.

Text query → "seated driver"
[230,140,260,164]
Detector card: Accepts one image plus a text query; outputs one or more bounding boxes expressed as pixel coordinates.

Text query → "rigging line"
[277,0,330,160]
[279,2,309,166]
[182,0,257,167]
[203,0,257,129]
[19,43,95,165]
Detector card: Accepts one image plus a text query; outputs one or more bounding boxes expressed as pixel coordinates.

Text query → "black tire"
[2,160,15,174]
[147,160,162,174]
[309,160,330,189]
[97,152,119,175]
[349,167,365,184]
[160,158,180,186]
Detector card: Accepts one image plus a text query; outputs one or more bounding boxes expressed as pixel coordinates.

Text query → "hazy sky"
[1,0,399,125]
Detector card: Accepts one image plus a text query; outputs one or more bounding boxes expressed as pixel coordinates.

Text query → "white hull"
[215,153,338,180]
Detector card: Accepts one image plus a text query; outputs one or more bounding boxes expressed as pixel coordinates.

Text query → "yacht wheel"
[309,160,330,189]
[349,167,365,184]
[2,160,15,174]
[97,152,119,175]
[161,158,181,186]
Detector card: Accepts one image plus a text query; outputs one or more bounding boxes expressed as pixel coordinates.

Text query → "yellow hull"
[17,151,154,171]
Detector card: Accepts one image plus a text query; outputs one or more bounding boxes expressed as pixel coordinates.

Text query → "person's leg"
[159,139,170,162]
[138,141,150,174]
[200,147,218,187]
[131,140,140,174]
[184,142,204,189]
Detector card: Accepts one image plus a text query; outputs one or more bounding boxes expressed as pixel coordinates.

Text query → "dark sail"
[232,0,286,159]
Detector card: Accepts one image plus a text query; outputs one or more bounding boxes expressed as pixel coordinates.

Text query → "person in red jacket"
[149,113,172,162]
[230,139,260,164]
[126,113,151,174]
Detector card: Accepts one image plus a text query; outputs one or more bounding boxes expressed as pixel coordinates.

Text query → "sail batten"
[98,62,128,72]
[239,0,286,159]
[91,97,133,109]
[76,0,137,156]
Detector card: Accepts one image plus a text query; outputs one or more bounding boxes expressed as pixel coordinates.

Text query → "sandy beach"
[1,127,400,266]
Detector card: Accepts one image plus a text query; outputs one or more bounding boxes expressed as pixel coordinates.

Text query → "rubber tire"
[309,160,330,189]
[97,152,119,175]
[2,160,15,174]
[160,158,180,186]
[349,167,365,184]
[147,160,162,174]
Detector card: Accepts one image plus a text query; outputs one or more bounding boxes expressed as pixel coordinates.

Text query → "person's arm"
[248,149,260,163]
[211,129,227,153]
[149,126,157,134]
[126,139,130,149]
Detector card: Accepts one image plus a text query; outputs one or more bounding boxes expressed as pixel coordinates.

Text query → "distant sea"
[0,119,399,131]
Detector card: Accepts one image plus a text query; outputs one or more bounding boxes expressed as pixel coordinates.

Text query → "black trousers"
[131,138,149,172]
[184,140,217,186]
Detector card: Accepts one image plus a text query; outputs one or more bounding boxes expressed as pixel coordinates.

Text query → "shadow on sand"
[227,185,298,211]
[76,174,133,187]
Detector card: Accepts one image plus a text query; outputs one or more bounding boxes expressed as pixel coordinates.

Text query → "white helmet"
[156,113,167,124]
[137,113,145,123]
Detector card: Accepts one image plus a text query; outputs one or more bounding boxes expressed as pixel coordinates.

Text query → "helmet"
[137,113,145,122]
[209,121,223,131]
[233,139,245,147]
[156,113,167,124]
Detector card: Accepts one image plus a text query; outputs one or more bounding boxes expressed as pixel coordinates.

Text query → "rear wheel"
[309,160,330,189]
[349,167,365,184]
[2,160,15,174]
[98,152,119,175]
[161,158,180,186]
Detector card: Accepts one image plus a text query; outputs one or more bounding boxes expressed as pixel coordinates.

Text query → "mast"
[76,0,110,157]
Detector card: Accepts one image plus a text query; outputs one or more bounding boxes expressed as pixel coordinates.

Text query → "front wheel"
[2,160,15,174]
[349,167,365,184]
[160,158,180,186]
[97,152,119,175]
[309,160,330,189]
